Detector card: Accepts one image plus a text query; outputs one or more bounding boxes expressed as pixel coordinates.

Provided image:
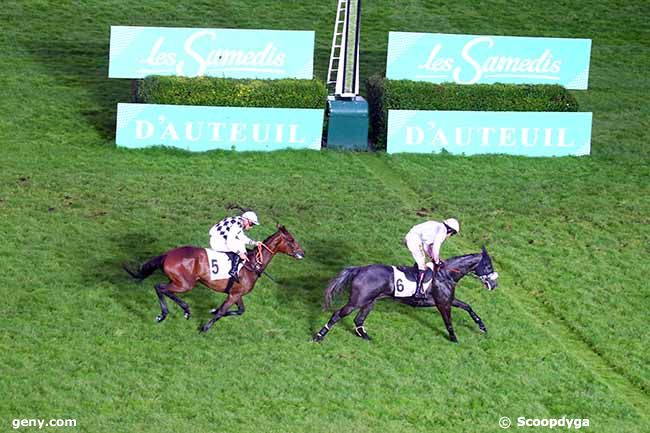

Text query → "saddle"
[396,263,434,283]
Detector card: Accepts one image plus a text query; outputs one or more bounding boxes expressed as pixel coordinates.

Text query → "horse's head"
[272,225,305,260]
[475,246,499,290]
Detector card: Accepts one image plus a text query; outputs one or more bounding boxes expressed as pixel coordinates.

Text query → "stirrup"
[414,271,426,298]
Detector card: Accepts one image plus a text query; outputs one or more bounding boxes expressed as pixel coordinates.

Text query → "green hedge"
[137,76,327,109]
[367,75,579,149]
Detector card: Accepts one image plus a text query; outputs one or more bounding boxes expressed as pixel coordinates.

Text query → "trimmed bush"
[137,76,327,109]
[367,75,579,148]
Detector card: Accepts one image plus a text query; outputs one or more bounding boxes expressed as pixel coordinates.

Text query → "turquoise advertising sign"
[387,32,592,89]
[387,110,592,156]
[109,26,314,79]
[116,103,324,152]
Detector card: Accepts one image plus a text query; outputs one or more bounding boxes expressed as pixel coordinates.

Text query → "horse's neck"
[445,253,481,280]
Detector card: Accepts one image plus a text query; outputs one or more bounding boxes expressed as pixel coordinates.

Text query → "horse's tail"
[123,254,166,281]
[324,266,362,310]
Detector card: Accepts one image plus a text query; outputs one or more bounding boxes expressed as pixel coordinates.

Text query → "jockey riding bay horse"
[124,225,304,333]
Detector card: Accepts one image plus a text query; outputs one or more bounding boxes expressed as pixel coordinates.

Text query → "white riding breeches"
[209,236,245,254]
[405,233,428,270]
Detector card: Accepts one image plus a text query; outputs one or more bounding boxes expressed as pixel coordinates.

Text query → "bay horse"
[312,247,498,343]
[123,225,304,333]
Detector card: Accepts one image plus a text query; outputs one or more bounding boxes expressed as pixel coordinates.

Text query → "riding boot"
[228,254,241,283]
[414,269,426,298]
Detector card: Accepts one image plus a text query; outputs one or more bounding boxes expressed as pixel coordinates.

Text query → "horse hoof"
[480,327,487,334]
[311,334,324,343]
[156,315,166,323]
[199,325,209,333]
[354,330,371,341]
[450,336,459,343]
[210,308,217,314]
[354,326,371,341]
[184,312,191,320]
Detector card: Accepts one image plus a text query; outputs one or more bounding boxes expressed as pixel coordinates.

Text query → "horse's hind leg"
[165,290,192,320]
[312,302,356,342]
[157,283,192,320]
[452,298,486,333]
[154,284,169,323]
[353,301,376,340]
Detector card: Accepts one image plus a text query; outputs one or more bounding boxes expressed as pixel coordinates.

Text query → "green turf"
[1,1,649,432]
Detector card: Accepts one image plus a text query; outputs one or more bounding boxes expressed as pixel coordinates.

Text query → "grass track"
[361,155,650,420]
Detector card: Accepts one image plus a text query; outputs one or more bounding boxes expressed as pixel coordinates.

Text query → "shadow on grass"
[270,238,353,334]
[20,38,129,141]
[84,232,169,322]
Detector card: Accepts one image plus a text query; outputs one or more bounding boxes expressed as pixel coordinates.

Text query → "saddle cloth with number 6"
[392,262,435,298]
[205,248,244,280]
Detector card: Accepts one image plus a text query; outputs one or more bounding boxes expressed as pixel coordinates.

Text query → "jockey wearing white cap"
[404,218,460,298]
[209,211,261,282]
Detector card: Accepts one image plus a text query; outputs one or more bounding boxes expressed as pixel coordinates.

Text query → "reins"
[257,242,273,262]
[243,242,279,284]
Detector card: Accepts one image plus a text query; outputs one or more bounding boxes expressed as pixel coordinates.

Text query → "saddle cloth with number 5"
[392,263,435,298]
[205,248,244,280]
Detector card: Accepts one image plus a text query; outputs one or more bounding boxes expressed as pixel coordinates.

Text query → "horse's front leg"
[223,299,246,316]
[452,298,486,333]
[210,299,245,316]
[200,294,239,333]
[435,302,457,343]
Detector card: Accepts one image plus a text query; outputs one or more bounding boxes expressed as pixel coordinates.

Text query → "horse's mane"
[262,231,278,245]
[248,227,287,252]
[395,252,481,271]
[447,252,481,260]
[444,252,482,267]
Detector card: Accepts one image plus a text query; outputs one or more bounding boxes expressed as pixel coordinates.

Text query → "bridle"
[473,270,499,289]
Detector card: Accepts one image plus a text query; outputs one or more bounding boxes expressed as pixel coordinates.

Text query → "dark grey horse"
[312,247,499,343]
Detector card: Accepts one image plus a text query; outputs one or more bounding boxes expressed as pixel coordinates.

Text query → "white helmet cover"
[443,218,460,234]
[242,211,259,225]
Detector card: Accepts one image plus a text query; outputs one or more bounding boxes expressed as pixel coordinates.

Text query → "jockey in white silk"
[404,218,460,298]
[209,211,261,282]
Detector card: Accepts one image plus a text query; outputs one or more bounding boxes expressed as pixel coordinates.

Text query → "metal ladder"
[327,0,348,94]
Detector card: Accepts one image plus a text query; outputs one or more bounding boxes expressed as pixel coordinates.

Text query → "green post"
[326,96,369,151]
